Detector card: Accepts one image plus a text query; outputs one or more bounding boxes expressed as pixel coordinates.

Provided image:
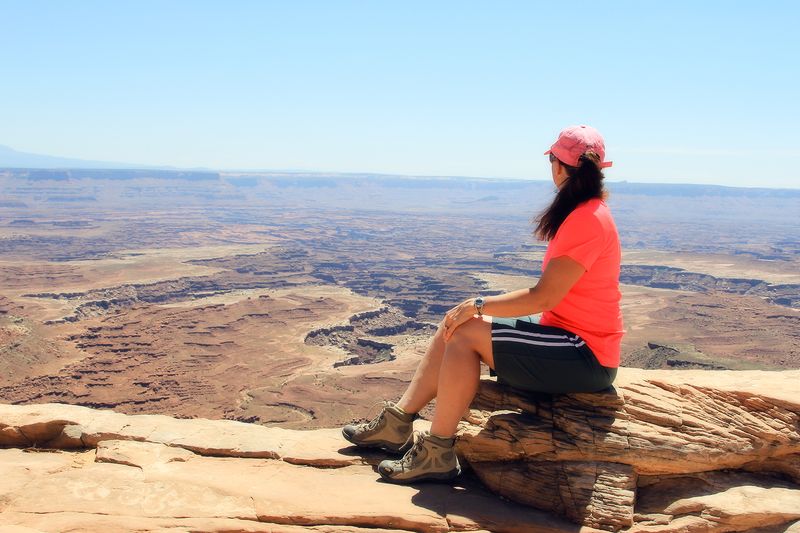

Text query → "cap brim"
[543,149,552,155]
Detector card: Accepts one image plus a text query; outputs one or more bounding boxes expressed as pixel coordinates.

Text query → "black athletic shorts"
[490,316,617,394]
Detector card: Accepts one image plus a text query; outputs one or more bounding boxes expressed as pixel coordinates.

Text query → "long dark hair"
[534,151,607,241]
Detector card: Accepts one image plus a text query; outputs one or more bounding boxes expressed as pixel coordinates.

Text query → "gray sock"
[427,432,456,447]
[390,403,415,422]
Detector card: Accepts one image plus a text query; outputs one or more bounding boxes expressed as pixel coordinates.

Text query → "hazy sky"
[1,1,798,187]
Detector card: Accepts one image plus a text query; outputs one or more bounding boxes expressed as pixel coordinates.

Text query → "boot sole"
[341,428,410,454]
[378,466,462,484]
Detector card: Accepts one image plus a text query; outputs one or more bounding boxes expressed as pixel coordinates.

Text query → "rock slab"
[456,368,800,531]
[0,402,588,533]
[2,367,800,531]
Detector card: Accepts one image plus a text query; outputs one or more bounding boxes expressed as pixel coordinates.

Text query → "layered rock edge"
[457,368,800,531]
[0,367,799,532]
[0,400,588,532]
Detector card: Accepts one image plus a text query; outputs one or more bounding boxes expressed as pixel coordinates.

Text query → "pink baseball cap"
[544,125,613,168]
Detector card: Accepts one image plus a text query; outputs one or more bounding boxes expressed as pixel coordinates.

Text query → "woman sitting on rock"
[342,125,624,484]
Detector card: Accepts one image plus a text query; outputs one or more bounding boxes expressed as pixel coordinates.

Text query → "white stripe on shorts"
[491,336,587,348]
[492,328,582,343]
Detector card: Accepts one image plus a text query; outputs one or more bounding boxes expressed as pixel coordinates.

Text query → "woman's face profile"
[550,154,568,189]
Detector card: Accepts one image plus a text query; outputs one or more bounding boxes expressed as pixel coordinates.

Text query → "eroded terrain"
[1,170,798,428]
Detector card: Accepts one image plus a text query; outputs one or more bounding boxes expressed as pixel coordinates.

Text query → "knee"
[451,318,487,345]
[447,323,481,352]
[434,321,447,342]
[443,339,480,367]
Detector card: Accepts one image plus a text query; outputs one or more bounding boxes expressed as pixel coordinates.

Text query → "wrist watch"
[474,297,485,316]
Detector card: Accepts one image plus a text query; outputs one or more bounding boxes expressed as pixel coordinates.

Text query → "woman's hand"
[442,298,478,342]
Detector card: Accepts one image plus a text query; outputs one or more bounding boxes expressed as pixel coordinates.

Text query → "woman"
[342,125,624,484]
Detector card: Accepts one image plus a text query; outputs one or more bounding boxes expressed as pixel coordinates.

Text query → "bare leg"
[429,317,494,438]
[396,315,494,428]
[395,323,447,414]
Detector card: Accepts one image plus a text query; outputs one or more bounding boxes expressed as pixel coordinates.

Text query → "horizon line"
[2,166,799,192]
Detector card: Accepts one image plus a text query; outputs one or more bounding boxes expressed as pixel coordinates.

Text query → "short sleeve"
[548,211,605,271]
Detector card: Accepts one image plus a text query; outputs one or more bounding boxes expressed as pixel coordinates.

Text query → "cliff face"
[1,368,800,533]
[459,368,800,532]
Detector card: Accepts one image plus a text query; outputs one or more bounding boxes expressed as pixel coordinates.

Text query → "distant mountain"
[607,181,800,198]
[0,144,156,170]
[2,144,797,195]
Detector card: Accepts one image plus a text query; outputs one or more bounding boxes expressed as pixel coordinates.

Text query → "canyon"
[0,168,798,530]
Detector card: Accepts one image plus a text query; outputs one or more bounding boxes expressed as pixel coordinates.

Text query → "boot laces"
[359,400,393,431]
[396,430,426,471]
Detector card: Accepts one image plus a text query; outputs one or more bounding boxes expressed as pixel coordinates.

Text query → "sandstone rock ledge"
[2,368,800,533]
[0,401,589,532]
[457,368,800,532]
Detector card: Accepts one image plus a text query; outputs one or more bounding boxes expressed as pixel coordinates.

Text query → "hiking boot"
[342,401,415,454]
[377,430,461,484]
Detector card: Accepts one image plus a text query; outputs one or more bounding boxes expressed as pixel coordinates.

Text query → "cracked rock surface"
[2,367,800,532]
[0,402,585,533]
[458,368,800,531]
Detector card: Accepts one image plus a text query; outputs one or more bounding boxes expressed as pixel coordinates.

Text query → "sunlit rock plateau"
[2,367,800,532]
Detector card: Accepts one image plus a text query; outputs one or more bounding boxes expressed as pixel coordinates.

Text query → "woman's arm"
[481,255,586,317]
[442,255,585,342]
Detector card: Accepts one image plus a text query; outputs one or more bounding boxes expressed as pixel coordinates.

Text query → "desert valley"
[1,168,798,429]
[1,168,800,532]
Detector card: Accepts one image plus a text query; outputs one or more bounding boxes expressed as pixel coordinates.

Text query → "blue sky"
[1,1,798,187]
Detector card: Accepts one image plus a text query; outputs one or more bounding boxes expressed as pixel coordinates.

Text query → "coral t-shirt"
[539,198,624,367]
